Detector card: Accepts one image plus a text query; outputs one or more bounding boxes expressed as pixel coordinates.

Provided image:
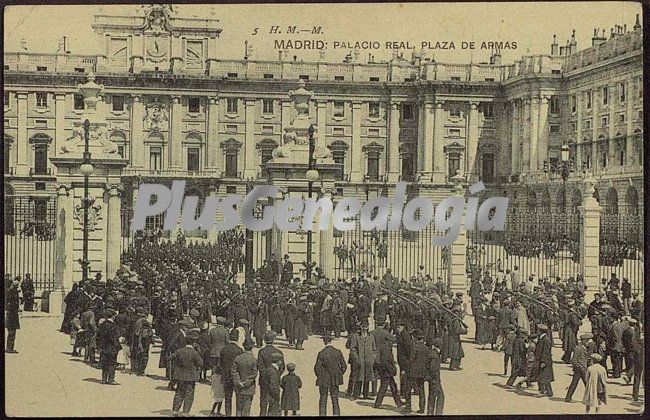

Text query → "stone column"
[243,98,257,178]
[316,100,327,132]
[54,93,67,159]
[16,92,29,175]
[318,188,335,278]
[104,184,122,279]
[579,174,602,299]
[466,101,479,182]
[510,100,520,176]
[350,101,363,182]
[170,95,183,169]
[54,184,74,289]
[626,85,635,166]
[432,101,446,183]
[387,101,401,182]
[575,94,583,169]
[206,96,219,170]
[521,98,531,173]
[529,96,540,173]
[448,180,468,293]
[537,95,549,171]
[131,94,145,168]
[418,99,434,179]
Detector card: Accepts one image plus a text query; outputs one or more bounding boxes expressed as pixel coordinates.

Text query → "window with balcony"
[257,139,278,167]
[263,73,274,79]
[585,90,592,110]
[333,101,345,118]
[150,146,162,171]
[36,92,48,108]
[328,140,348,181]
[262,99,274,114]
[187,148,200,171]
[601,116,609,127]
[188,97,200,113]
[226,98,238,113]
[402,104,413,120]
[368,102,380,119]
[334,76,345,81]
[112,95,125,112]
[369,77,380,82]
[225,153,238,177]
[37,66,47,72]
[571,95,577,113]
[602,86,609,106]
[363,142,383,181]
[73,94,84,110]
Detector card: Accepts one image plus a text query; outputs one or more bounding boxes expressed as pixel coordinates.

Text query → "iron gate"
[599,213,644,293]
[4,195,57,290]
[334,217,448,281]
[466,211,581,283]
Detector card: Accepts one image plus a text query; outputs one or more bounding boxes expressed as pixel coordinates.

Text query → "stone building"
[2,6,644,285]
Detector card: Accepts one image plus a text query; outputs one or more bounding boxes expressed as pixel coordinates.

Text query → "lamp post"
[79,119,94,281]
[559,143,571,214]
[305,124,319,282]
[245,177,255,284]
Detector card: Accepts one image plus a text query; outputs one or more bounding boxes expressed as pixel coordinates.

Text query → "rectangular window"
[450,76,461,81]
[332,150,345,180]
[187,148,200,171]
[226,124,238,133]
[3,93,9,107]
[299,74,309,80]
[483,103,494,119]
[585,90,592,110]
[261,148,273,165]
[601,116,609,127]
[188,97,200,113]
[402,104,413,120]
[334,76,345,81]
[584,119,592,130]
[571,95,577,113]
[448,154,460,179]
[225,153,238,177]
[227,72,238,78]
[262,99,274,114]
[550,96,560,114]
[226,98,238,113]
[112,95,125,112]
[449,128,461,137]
[333,101,345,118]
[73,94,84,110]
[35,119,47,128]
[34,144,48,175]
[150,147,162,171]
[571,122,577,132]
[551,69,561,74]
[449,107,461,118]
[368,102,380,119]
[638,109,643,120]
[485,78,495,82]
[619,82,626,102]
[36,92,48,108]
[74,67,85,73]
[618,114,625,123]
[333,127,345,136]
[37,66,47,72]
[602,86,609,106]
[368,128,380,136]
[549,124,560,134]
[263,73,274,79]
[226,185,237,194]
[367,154,379,181]
[369,77,380,82]
[637,78,643,98]
[117,145,125,158]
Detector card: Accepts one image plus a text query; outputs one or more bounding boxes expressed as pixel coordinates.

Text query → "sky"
[4,2,642,64]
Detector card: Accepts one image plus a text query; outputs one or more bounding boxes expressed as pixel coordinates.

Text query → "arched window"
[605,187,618,215]
[625,186,639,215]
[257,139,279,167]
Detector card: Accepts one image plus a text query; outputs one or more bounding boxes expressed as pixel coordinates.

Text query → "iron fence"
[599,213,644,293]
[4,195,57,290]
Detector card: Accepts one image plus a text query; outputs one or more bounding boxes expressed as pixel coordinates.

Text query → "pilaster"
[466,101,479,182]
[207,96,219,170]
[243,98,257,178]
[579,174,602,300]
[387,102,401,182]
[54,93,67,159]
[131,94,145,168]
[170,95,183,169]
[16,92,29,175]
[432,100,446,183]
[350,101,363,182]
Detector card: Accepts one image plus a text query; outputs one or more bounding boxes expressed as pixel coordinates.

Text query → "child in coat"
[280,363,302,416]
[210,364,225,415]
[503,325,516,375]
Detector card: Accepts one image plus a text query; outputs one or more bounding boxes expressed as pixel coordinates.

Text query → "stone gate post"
[448,173,468,294]
[578,173,602,300]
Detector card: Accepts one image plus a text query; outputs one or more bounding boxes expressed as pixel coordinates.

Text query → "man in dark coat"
[560,303,582,363]
[564,333,591,402]
[281,255,294,284]
[232,339,258,416]
[530,324,554,396]
[5,278,21,353]
[261,353,283,416]
[448,310,466,370]
[506,329,529,386]
[427,338,444,415]
[373,336,402,408]
[167,320,189,390]
[60,283,81,333]
[395,320,412,396]
[258,332,285,416]
[170,330,203,415]
[20,274,35,311]
[404,329,430,414]
[97,308,121,385]
[220,330,244,416]
[209,316,230,372]
[314,333,347,416]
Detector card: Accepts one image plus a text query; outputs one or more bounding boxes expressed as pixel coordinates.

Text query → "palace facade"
[3,6,644,218]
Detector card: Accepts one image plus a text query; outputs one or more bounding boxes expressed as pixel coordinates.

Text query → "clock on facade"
[146,36,169,63]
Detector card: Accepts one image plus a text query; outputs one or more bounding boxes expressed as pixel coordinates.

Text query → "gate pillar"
[578,174,602,300]
[318,187,336,279]
[448,175,468,294]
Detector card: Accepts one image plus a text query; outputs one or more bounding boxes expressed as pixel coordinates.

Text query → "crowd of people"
[5,227,643,416]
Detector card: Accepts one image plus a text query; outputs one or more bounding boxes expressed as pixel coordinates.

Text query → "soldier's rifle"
[399,288,469,330]
[513,290,559,316]
[381,286,468,330]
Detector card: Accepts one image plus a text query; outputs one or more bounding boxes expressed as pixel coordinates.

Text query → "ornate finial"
[583,172,597,198]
